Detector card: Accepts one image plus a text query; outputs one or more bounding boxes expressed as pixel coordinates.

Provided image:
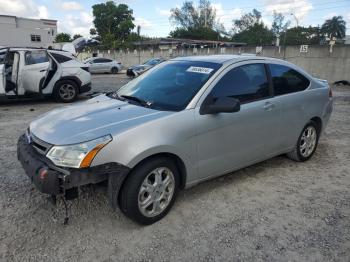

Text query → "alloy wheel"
[138,167,175,217]
[300,126,317,157]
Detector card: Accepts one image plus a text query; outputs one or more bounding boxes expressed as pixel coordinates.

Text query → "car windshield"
[115,60,221,111]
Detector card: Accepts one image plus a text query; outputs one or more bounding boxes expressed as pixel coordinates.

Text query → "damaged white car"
[0,47,91,103]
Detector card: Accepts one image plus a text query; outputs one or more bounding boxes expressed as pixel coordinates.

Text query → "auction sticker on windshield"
[186,66,214,74]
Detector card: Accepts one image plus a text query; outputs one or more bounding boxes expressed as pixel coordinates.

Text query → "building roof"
[0,14,57,23]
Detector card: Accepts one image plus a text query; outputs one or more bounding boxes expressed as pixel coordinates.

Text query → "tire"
[111,67,119,74]
[119,157,179,225]
[53,80,78,103]
[286,121,320,162]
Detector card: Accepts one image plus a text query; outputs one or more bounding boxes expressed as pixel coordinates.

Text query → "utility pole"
[290,13,299,27]
[137,25,141,64]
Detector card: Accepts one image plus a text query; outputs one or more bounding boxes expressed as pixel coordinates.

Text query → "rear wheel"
[111,67,119,74]
[287,121,319,162]
[54,80,78,103]
[119,157,179,225]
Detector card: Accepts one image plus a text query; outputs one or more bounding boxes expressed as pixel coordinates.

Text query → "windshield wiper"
[120,95,152,107]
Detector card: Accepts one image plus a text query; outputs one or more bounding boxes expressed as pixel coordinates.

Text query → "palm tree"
[321,16,346,40]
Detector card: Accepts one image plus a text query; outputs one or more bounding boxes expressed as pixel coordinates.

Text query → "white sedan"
[84,57,122,74]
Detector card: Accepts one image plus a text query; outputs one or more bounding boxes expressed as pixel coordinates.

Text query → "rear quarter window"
[51,53,72,63]
[269,64,310,96]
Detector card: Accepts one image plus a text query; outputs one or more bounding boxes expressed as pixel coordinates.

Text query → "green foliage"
[169,0,227,40]
[232,23,274,45]
[72,34,83,40]
[170,0,217,29]
[321,16,346,40]
[170,27,220,40]
[281,26,324,45]
[231,9,273,45]
[55,33,71,43]
[271,12,290,38]
[233,9,261,33]
[92,1,135,48]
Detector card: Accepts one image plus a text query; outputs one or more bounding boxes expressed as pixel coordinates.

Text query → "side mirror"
[200,96,240,115]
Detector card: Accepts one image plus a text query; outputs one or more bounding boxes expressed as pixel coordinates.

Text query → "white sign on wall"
[300,45,308,53]
[256,46,262,54]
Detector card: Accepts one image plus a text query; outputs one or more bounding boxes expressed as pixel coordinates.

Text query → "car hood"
[30,95,173,145]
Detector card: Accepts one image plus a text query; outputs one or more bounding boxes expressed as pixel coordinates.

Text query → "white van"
[0,48,91,102]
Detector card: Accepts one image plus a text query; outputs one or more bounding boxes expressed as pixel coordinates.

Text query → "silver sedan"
[18,55,333,225]
[84,57,122,74]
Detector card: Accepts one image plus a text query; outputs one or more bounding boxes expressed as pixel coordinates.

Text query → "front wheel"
[119,157,179,225]
[287,121,319,162]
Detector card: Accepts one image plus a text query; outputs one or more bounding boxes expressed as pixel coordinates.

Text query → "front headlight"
[46,135,112,168]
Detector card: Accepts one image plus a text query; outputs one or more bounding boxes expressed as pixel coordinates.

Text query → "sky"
[0,0,349,37]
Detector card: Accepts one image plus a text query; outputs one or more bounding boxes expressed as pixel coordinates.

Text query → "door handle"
[263,101,274,111]
[40,69,46,72]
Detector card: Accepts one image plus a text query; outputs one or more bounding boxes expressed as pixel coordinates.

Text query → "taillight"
[329,88,333,98]
[81,67,89,72]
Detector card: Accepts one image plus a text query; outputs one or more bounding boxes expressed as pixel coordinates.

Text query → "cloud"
[156,7,171,17]
[323,12,337,20]
[61,1,83,11]
[263,0,313,23]
[58,11,93,37]
[134,17,153,30]
[37,6,49,19]
[0,0,49,19]
[212,3,242,30]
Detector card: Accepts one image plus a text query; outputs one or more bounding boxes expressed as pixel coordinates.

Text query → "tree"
[169,0,226,40]
[231,9,273,45]
[271,12,290,39]
[92,1,135,48]
[232,9,262,33]
[170,27,220,40]
[55,33,71,43]
[72,34,83,40]
[321,16,346,40]
[232,23,274,45]
[281,26,324,45]
[170,0,217,29]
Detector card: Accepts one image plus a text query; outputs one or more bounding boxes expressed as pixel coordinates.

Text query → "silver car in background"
[84,57,122,74]
[18,55,333,225]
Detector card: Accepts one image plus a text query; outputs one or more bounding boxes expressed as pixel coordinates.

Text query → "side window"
[210,64,269,104]
[101,58,112,63]
[25,51,49,65]
[93,58,104,63]
[51,53,72,63]
[269,64,310,96]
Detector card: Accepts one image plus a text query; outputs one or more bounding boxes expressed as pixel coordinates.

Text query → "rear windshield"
[116,60,221,111]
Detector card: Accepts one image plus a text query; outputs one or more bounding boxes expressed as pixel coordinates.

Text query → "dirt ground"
[0,75,349,261]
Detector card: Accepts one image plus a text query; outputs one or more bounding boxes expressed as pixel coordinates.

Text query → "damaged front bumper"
[17,134,130,200]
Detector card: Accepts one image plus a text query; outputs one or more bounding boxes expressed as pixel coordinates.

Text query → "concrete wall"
[78,45,350,83]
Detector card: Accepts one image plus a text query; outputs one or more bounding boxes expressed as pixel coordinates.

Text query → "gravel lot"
[0,74,349,261]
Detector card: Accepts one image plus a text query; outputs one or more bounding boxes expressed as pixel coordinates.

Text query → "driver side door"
[194,62,282,180]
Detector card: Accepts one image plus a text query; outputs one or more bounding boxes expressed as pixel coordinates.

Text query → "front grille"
[30,134,52,155]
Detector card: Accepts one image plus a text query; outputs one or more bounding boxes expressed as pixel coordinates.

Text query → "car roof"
[171,54,268,64]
